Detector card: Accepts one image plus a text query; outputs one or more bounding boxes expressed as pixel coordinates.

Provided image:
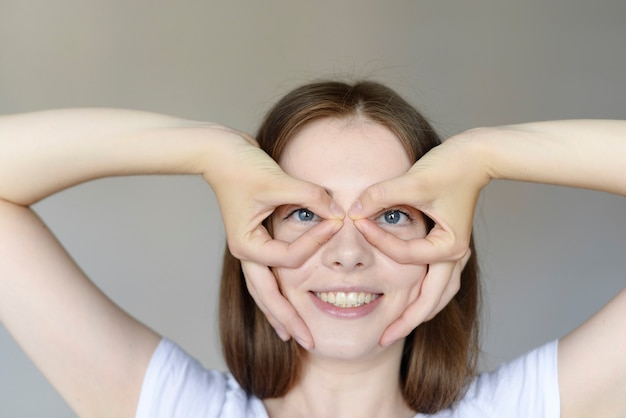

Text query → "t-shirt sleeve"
[135,338,268,418]
[422,340,561,418]
[472,339,560,417]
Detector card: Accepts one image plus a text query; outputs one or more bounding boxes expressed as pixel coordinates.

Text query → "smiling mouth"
[313,291,381,308]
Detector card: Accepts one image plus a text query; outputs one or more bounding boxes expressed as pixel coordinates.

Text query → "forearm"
[0,108,228,205]
[463,120,626,196]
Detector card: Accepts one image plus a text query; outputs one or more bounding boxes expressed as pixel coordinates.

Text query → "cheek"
[390,263,428,301]
[273,265,313,293]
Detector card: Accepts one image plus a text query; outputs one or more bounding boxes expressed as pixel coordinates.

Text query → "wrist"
[447,127,496,188]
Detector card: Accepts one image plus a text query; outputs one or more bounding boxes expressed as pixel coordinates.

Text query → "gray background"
[1,1,625,416]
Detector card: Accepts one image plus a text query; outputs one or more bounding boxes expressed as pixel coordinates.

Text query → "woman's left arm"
[469,120,626,417]
[351,120,626,416]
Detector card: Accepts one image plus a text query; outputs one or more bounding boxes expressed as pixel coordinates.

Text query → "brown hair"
[219,80,480,413]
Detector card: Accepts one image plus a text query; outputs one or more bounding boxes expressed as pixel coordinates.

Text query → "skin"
[265,116,425,418]
[2,107,625,417]
[0,109,342,418]
[351,120,626,418]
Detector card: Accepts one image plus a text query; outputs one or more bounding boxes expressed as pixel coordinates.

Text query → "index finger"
[263,176,345,221]
[235,218,343,267]
[353,218,465,264]
[348,173,428,220]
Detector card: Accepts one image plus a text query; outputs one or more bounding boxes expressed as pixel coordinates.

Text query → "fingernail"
[295,336,312,350]
[380,337,394,347]
[348,200,363,219]
[379,330,397,347]
[276,328,290,342]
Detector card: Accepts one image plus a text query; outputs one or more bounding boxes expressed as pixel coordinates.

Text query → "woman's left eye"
[376,209,412,226]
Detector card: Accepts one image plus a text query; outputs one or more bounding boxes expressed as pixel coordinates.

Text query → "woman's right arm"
[0,109,340,417]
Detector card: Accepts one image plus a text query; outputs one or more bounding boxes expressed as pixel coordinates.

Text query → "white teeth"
[327,292,335,304]
[314,291,379,308]
[336,292,346,305]
[346,292,358,306]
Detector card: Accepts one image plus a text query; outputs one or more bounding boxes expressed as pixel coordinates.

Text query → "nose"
[320,217,374,271]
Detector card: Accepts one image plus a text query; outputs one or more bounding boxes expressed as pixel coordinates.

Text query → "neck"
[263,339,415,418]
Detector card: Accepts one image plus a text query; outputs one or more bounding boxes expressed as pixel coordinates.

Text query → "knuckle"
[364,184,386,204]
[448,241,469,260]
[309,185,329,202]
[227,241,245,259]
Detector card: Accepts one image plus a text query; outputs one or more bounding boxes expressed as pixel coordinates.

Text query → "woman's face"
[272,116,428,361]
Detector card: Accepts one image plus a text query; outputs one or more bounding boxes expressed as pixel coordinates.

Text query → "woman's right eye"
[286,208,320,223]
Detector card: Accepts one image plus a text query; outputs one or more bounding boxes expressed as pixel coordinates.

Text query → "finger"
[278,219,343,267]
[238,219,343,267]
[424,265,462,321]
[264,177,344,220]
[241,261,314,349]
[243,262,301,342]
[424,249,472,320]
[243,269,290,341]
[379,261,456,347]
[348,173,426,219]
[459,248,472,268]
[353,218,459,263]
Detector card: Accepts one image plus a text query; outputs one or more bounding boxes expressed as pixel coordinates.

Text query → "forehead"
[278,117,411,199]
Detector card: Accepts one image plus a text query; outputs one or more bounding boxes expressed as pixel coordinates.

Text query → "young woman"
[0,81,624,417]
[218,82,478,417]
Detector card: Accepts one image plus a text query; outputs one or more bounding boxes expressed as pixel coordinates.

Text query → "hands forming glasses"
[209,131,486,350]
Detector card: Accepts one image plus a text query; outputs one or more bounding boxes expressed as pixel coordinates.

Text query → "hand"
[380,251,471,346]
[242,261,315,348]
[203,127,343,347]
[349,136,489,345]
[204,126,344,266]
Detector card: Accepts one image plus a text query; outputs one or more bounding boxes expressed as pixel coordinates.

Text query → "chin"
[310,341,383,362]
[302,320,391,361]
[290,293,409,361]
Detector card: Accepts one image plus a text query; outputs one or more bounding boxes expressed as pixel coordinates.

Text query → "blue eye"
[377,209,410,225]
[288,208,320,223]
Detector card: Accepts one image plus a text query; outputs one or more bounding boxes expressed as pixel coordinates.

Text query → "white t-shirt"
[136,338,560,418]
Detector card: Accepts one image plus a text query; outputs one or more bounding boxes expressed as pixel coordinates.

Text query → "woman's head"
[271,116,430,361]
[220,80,479,413]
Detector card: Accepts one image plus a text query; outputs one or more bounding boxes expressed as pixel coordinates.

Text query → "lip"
[308,291,383,319]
